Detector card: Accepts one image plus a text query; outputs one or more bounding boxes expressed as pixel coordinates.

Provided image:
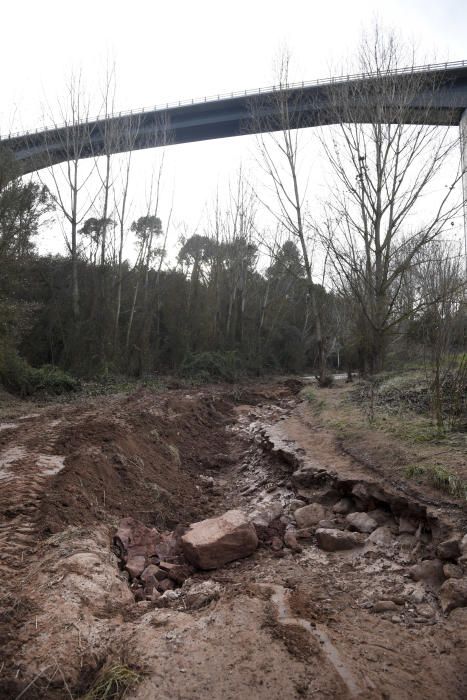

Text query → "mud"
[0,380,466,699]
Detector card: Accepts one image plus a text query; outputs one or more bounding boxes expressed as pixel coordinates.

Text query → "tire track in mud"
[0,418,66,580]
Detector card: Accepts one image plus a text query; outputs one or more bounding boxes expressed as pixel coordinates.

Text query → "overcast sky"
[1,0,466,257]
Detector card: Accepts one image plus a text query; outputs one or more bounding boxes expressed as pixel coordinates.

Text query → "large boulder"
[294,503,328,529]
[346,512,378,534]
[181,509,258,570]
[315,528,366,552]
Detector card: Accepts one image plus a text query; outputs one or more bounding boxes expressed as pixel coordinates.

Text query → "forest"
[0,33,465,398]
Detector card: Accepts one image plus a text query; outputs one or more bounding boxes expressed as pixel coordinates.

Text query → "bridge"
[2,60,467,177]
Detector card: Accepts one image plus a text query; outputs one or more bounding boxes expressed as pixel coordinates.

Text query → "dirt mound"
[33,389,235,535]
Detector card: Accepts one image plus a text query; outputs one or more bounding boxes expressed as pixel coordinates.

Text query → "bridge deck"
[2,61,467,175]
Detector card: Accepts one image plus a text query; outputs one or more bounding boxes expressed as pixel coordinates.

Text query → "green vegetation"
[81,664,141,700]
[301,386,326,413]
[179,351,242,383]
[0,347,79,397]
[404,463,467,500]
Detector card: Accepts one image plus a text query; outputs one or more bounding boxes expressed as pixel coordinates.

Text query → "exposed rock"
[436,537,461,561]
[141,564,163,582]
[315,528,366,552]
[181,580,221,610]
[351,483,374,509]
[409,583,426,604]
[155,528,185,562]
[125,555,146,580]
[114,517,160,562]
[284,528,302,553]
[439,578,467,614]
[416,603,435,619]
[367,526,395,546]
[289,499,306,511]
[158,561,193,584]
[332,497,353,515]
[292,465,321,488]
[157,578,175,593]
[367,508,394,527]
[294,503,328,528]
[409,559,445,589]
[181,509,258,569]
[443,562,463,579]
[373,600,398,613]
[271,536,283,551]
[398,516,417,535]
[295,527,314,539]
[249,502,283,533]
[318,518,344,530]
[346,512,378,534]
[459,534,467,556]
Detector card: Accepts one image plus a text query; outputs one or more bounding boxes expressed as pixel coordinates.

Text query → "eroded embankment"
[1,381,466,700]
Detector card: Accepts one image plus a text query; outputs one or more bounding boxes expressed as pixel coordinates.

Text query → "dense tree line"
[0,28,465,394]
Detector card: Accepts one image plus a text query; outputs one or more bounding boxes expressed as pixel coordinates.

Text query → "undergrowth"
[81,664,141,700]
[404,463,467,500]
[0,348,79,397]
[301,387,326,413]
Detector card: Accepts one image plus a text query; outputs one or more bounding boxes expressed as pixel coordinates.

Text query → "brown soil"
[0,379,466,699]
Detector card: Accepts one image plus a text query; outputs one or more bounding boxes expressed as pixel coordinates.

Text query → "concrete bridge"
[2,60,467,177]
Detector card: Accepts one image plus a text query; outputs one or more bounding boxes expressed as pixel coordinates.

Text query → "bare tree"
[320,27,463,373]
[252,51,328,383]
[39,72,98,322]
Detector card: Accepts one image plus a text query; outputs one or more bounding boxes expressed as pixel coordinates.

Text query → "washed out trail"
[0,381,466,699]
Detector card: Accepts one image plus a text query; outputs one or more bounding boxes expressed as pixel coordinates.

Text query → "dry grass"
[81,664,141,700]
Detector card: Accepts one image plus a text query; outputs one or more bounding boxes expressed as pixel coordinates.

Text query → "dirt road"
[0,381,466,699]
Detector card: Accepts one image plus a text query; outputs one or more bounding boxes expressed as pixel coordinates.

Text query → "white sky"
[1,0,467,260]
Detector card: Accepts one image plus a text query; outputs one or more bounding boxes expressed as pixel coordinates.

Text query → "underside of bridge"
[1,62,467,177]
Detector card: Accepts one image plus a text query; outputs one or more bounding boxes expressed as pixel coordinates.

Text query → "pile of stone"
[114,509,259,602]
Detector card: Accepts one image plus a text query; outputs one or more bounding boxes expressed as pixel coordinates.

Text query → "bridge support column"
[460,109,467,280]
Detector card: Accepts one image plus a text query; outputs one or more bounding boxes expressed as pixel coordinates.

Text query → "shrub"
[179,351,242,383]
[0,347,79,397]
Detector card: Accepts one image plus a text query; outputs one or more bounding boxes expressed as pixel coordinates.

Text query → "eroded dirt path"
[1,382,466,699]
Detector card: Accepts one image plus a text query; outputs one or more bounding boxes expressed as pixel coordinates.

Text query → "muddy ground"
[0,379,466,699]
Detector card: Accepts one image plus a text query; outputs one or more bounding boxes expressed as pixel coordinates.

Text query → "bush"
[179,351,242,383]
[0,347,79,397]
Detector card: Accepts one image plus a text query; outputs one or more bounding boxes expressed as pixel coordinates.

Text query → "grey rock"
[315,528,366,552]
[373,600,398,613]
[399,516,418,535]
[294,503,328,529]
[436,537,461,561]
[443,562,463,579]
[409,559,445,589]
[439,578,467,614]
[368,526,395,546]
[346,512,378,534]
[332,497,354,515]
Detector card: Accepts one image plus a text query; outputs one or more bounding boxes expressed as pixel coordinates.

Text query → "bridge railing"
[2,59,466,141]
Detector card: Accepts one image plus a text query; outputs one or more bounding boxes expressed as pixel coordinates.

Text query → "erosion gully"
[1,381,466,699]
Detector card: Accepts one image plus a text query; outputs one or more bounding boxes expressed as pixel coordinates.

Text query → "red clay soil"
[1,379,467,700]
